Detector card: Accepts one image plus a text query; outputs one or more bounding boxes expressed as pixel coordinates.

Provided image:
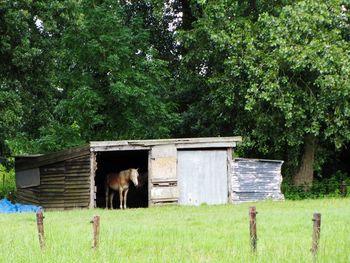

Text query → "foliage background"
[0,0,349,197]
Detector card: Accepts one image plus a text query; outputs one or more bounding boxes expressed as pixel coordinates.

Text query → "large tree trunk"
[293,135,317,190]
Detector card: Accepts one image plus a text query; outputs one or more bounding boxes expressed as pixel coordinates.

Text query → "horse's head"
[130,168,139,187]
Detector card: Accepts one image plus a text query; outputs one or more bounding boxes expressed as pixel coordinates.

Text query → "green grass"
[0,198,349,263]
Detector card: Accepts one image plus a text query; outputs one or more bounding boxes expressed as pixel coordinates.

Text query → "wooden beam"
[227,148,233,204]
[90,137,242,153]
[89,152,96,209]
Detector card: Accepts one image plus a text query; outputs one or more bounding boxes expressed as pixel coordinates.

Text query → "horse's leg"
[123,188,129,209]
[105,185,109,209]
[119,188,123,209]
[109,191,114,209]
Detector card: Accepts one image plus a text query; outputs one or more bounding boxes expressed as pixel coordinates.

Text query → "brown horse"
[105,168,139,209]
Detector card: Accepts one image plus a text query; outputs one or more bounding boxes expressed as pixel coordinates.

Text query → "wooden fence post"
[91,215,100,249]
[311,213,321,258]
[340,181,347,197]
[36,210,45,249]
[249,206,257,254]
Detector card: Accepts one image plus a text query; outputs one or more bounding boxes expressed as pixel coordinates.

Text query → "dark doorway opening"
[95,150,148,209]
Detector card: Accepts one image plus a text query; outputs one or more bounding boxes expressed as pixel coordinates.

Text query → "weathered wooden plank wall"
[64,155,90,209]
[149,145,179,206]
[231,158,284,203]
[16,187,40,205]
[17,155,91,210]
[40,162,65,209]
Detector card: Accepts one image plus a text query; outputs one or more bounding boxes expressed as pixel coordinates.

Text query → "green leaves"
[0,90,23,138]
[175,0,350,178]
[53,0,178,142]
[255,0,350,144]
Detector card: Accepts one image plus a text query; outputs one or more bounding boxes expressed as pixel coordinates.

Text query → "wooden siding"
[40,162,65,209]
[231,158,284,203]
[16,154,91,210]
[16,187,40,205]
[64,155,90,209]
[15,145,90,171]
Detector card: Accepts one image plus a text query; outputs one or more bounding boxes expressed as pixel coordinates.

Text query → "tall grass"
[0,198,349,262]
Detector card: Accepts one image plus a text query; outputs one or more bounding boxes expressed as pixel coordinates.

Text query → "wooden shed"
[15,137,242,209]
[15,137,242,210]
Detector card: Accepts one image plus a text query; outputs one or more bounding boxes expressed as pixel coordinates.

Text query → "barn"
[15,137,284,210]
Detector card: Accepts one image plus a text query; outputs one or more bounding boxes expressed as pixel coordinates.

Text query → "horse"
[105,168,139,209]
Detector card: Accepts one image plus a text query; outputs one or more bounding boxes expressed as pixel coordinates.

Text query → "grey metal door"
[178,150,228,205]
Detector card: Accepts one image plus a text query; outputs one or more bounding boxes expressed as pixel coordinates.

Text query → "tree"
[53,0,178,144]
[176,0,350,187]
[248,0,350,187]
[0,0,68,155]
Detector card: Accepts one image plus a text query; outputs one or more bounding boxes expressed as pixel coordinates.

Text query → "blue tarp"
[0,198,42,213]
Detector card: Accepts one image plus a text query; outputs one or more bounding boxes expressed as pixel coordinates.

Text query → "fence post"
[249,206,257,254]
[36,210,45,249]
[340,181,347,197]
[311,213,321,258]
[91,215,100,249]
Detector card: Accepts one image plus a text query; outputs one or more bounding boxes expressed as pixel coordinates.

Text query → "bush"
[0,164,16,199]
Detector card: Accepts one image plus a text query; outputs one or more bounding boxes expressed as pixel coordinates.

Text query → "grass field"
[0,198,349,263]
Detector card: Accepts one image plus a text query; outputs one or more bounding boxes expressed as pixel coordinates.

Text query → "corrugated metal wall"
[231,158,284,203]
[177,150,228,205]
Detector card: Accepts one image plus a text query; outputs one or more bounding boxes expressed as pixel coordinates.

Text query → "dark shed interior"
[95,150,149,209]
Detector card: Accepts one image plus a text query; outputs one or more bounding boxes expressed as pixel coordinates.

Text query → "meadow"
[0,198,349,263]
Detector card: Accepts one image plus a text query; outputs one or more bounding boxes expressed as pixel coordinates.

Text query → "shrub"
[282,171,349,200]
[0,164,16,199]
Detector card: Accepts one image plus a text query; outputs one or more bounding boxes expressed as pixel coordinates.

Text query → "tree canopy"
[1,0,349,186]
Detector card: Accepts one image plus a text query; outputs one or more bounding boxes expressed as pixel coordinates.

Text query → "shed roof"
[90,136,242,151]
[15,136,242,171]
[15,145,90,171]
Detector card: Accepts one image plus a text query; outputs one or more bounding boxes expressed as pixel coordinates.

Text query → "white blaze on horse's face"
[130,168,139,187]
